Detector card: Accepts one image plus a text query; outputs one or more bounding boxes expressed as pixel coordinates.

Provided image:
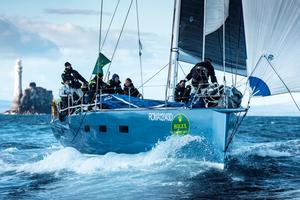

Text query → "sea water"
[0,115,299,199]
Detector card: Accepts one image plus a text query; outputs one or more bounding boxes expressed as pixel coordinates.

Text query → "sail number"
[148,112,174,121]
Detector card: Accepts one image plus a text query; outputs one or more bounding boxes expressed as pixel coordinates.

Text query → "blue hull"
[51,108,244,163]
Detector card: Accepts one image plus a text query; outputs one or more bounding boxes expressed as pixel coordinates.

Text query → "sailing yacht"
[51,0,300,165]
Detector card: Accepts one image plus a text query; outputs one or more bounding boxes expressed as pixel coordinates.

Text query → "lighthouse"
[11,59,23,112]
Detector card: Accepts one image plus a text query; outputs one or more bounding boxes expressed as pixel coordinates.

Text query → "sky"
[0,0,175,101]
[0,0,300,115]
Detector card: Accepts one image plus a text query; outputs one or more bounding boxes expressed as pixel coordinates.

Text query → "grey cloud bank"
[0,17,61,59]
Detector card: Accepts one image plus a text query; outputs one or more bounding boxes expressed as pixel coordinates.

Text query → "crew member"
[61,62,88,104]
[123,78,142,98]
[174,80,191,103]
[107,73,123,94]
[88,73,109,102]
[62,62,88,89]
[185,58,217,93]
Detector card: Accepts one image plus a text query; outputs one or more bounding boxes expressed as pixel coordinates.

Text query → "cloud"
[44,8,110,16]
[15,18,168,64]
[0,17,172,100]
[0,17,61,58]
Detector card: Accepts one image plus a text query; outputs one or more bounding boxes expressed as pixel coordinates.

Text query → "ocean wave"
[3,147,18,152]
[16,135,223,175]
[230,139,300,158]
[0,159,12,172]
[255,149,292,157]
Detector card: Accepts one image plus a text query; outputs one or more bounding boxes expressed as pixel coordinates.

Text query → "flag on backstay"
[92,53,111,74]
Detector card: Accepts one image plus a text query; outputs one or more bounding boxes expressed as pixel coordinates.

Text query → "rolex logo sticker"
[171,114,190,135]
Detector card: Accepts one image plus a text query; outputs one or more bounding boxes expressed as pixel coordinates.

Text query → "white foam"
[231,140,299,158]
[231,176,244,182]
[3,147,18,152]
[201,160,224,170]
[0,159,12,172]
[16,135,220,175]
[255,149,292,157]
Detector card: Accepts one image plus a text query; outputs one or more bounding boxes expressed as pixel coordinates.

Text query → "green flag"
[92,53,111,74]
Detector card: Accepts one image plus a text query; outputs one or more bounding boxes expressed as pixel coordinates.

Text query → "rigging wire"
[234,6,243,87]
[95,0,104,110]
[101,0,121,51]
[263,55,300,112]
[222,0,226,84]
[177,61,187,77]
[98,0,104,54]
[135,0,144,96]
[72,0,104,142]
[225,86,252,152]
[104,0,134,82]
[227,13,234,87]
[222,0,227,108]
[202,0,206,61]
[224,106,249,152]
[137,63,169,90]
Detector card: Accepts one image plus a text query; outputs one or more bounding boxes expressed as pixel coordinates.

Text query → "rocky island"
[7,59,53,114]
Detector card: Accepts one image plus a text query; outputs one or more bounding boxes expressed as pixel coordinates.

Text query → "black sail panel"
[178,0,247,76]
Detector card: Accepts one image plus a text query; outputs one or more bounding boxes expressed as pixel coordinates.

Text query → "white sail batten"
[205,0,229,35]
[243,0,300,96]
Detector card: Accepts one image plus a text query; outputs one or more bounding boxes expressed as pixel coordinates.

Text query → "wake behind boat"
[51,0,300,165]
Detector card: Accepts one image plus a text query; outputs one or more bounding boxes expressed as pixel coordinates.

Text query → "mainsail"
[177,0,300,99]
[243,0,300,96]
[177,0,247,76]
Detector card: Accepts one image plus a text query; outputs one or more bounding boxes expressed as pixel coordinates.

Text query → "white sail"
[205,0,229,35]
[243,0,300,96]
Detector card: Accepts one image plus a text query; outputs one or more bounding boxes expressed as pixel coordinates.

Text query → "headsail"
[243,0,300,96]
[205,0,229,35]
[177,0,247,76]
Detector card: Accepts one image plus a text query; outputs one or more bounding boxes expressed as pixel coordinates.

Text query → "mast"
[135,0,144,97]
[171,0,181,101]
[165,0,177,102]
[168,0,181,101]
[95,0,104,110]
